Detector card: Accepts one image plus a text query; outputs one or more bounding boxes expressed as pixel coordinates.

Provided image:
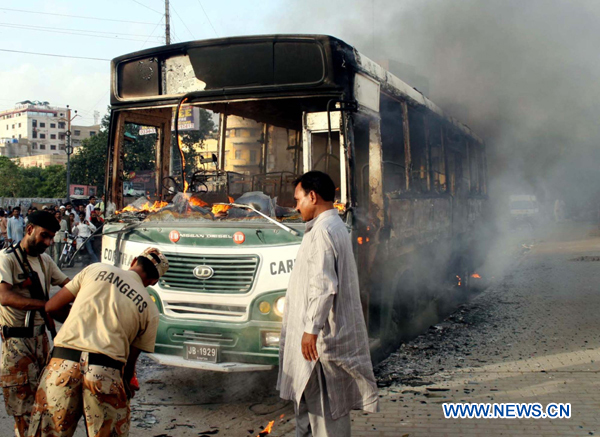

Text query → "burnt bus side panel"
[369,194,486,351]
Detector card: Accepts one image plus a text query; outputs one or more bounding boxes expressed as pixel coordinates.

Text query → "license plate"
[184,343,219,363]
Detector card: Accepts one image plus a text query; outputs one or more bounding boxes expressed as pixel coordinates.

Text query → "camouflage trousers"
[27,354,130,437]
[0,331,50,437]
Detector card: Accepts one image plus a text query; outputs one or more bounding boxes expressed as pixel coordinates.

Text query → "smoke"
[271,0,600,213]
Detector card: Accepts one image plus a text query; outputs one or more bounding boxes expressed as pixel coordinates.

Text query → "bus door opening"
[302,111,347,206]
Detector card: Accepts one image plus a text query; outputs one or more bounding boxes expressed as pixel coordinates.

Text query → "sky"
[0,0,383,126]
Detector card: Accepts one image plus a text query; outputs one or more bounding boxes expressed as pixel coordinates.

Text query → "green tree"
[124,124,156,173]
[70,113,110,192]
[19,166,43,197]
[19,166,67,198]
[0,157,22,197]
[38,165,67,197]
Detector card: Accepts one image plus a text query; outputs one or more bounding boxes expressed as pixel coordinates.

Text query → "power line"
[172,5,196,40]
[140,15,165,49]
[130,0,163,15]
[196,0,219,37]
[2,23,164,43]
[0,48,109,61]
[0,22,164,39]
[0,7,157,25]
[171,29,183,44]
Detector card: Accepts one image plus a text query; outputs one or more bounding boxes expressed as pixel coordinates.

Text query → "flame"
[211,197,235,215]
[334,202,345,213]
[212,204,232,215]
[256,421,274,436]
[471,273,482,279]
[116,200,168,214]
[188,196,208,208]
[456,275,462,286]
[357,237,364,245]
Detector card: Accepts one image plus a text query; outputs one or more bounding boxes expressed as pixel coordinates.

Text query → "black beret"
[28,211,60,233]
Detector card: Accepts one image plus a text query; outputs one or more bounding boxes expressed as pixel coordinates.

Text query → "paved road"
[322,222,600,437]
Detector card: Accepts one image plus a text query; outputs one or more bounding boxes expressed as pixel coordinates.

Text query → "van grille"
[160,253,259,294]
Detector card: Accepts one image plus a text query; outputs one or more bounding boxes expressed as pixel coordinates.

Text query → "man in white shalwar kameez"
[277,171,379,437]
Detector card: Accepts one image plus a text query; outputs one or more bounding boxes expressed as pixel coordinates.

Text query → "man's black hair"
[89,195,96,201]
[12,206,20,212]
[293,171,336,202]
[136,256,160,280]
[65,202,72,207]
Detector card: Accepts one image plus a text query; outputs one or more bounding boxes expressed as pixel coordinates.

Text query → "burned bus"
[103,35,487,371]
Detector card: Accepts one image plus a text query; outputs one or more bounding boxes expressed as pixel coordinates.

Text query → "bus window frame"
[107,108,172,209]
[302,110,348,205]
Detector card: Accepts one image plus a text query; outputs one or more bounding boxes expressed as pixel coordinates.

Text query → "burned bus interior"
[106,96,346,222]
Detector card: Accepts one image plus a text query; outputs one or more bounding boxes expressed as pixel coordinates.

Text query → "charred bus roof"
[111,34,481,142]
[111,35,353,106]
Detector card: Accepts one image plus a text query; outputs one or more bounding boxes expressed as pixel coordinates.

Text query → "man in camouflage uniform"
[0,211,69,437]
[28,247,168,437]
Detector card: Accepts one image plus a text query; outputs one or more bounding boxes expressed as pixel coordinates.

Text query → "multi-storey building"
[0,101,100,163]
[71,124,100,148]
[0,100,69,156]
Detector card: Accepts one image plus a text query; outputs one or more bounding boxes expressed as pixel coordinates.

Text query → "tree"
[15,165,67,198]
[38,165,67,197]
[124,124,156,173]
[70,113,110,192]
[19,166,43,197]
[0,157,21,197]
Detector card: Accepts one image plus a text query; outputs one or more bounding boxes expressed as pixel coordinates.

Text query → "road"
[2,221,599,436]
[346,221,600,436]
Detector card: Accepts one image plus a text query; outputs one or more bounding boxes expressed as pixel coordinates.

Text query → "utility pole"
[64,105,78,203]
[165,0,171,45]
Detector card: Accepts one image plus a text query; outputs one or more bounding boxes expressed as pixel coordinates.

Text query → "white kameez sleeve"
[303,229,338,335]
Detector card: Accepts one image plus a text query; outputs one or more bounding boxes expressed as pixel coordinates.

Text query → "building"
[16,154,68,168]
[0,100,69,157]
[71,124,100,148]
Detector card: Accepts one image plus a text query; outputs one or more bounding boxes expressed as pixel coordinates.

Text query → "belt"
[52,347,124,371]
[2,324,45,339]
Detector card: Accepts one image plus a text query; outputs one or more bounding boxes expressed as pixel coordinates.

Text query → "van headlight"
[273,296,285,317]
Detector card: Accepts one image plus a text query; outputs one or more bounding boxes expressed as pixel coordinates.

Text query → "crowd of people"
[0,195,105,266]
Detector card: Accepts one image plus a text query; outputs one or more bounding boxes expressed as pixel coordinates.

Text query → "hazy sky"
[0,0,383,125]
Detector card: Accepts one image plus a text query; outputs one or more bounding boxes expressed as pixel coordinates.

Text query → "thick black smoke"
[270,0,600,216]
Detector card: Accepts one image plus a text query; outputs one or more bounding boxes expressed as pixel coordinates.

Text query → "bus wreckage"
[103,34,488,371]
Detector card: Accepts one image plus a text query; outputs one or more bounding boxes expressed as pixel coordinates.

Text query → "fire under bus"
[103,35,488,371]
